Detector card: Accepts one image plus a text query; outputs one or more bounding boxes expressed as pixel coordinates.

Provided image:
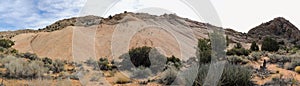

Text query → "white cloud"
[0,0,86,31]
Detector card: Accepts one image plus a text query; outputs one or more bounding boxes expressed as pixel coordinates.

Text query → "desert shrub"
[5,58,27,78]
[250,41,259,51]
[194,63,252,86]
[129,46,152,67]
[99,58,110,70]
[166,55,181,69]
[287,59,300,70]
[19,52,39,60]
[42,57,52,65]
[27,60,49,78]
[261,37,279,52]
[8,49,18,54]
[4,57,48,79]
[50,59,65,73]
[0,55,17,65]
[196,39,211,64]
[0,39,14,48]
[157,65,178,85]
[249,52,263,61]
[227,48,251,56]
[85,58,99,70]
[264,75,299,86]
[269,54,291,63]
[131,66,152,79]
[295,66,300,74]
[148,48,168,74]
[227,56,249,64]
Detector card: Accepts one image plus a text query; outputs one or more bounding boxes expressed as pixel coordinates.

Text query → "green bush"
[194,63,252,86]
[227,48,251,56]
[99,58,110,70]
[166,55,181,69]
[0,39,14,48]
[129,46,152,67]
[250,41,259,51]
[18,52,39,60]
[42,57,53,65]
[261,37,279,52]
[196,39,211,64]
[227,56,248,64]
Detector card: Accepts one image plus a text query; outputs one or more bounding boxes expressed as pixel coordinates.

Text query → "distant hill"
[248,17,300,46]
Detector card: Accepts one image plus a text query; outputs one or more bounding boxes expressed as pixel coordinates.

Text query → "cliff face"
[248,17,300,45]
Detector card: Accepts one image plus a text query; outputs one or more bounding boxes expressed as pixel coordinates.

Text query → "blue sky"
[1,0,299,32]
[0,0,86,31]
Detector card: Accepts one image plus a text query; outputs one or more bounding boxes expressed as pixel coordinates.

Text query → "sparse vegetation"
[194,63,252,86]
[261,37,279,52]
[227,43,251,56]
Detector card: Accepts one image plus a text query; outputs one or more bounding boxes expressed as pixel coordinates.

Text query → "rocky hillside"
[248,17,300,46]
[4,12,300,61]
[11,12,218,61]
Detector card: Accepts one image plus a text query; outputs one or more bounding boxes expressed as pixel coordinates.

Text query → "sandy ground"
[250,57,300,85]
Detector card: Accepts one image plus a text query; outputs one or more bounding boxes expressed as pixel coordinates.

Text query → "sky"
[0,0,299,32]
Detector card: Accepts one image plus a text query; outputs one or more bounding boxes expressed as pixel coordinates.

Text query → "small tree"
[261,37,279,52]
[99,58,109,70]
[129,46,152,67]
[226,36,229,46]
[108,15,113,19]
[250,41,259,51]
[235,43,243,49]
[197,39,211,64]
